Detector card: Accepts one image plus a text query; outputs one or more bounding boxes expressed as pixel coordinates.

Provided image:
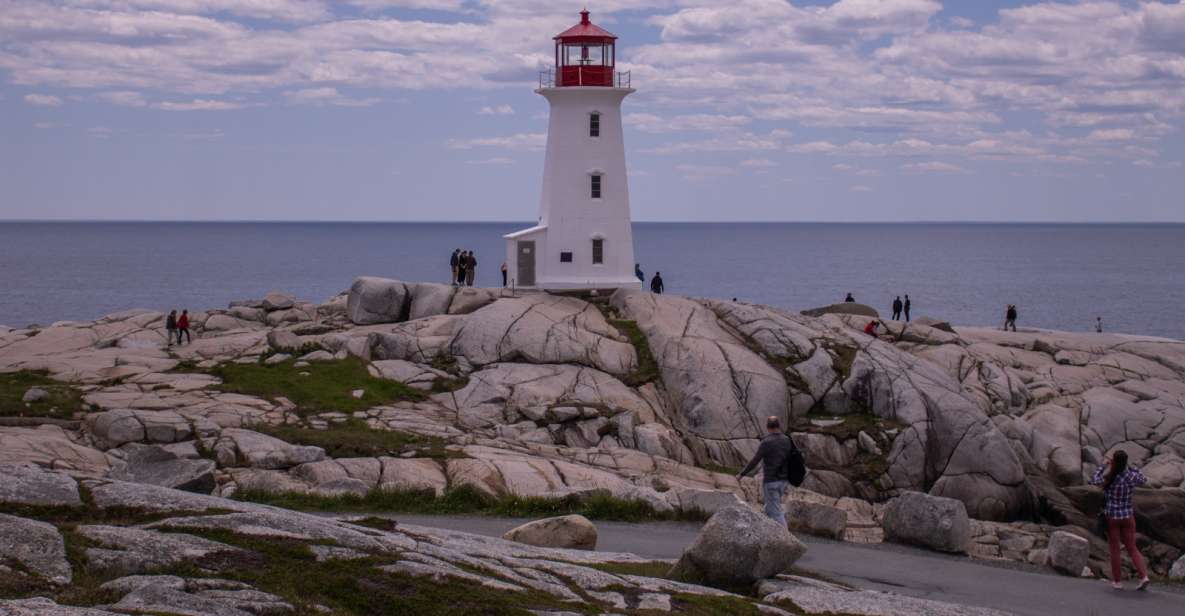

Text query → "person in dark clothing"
[466,251,477,287]
[650,272,664,294]
[844,293,855,303]
[635,263,644,282]
[904,295,911,322]
[1004,304,1018,332]
[450,249,460,285]
[165,310,178,347]
[457,251,468,286]
[737,416,797,526]
[1096,316,1103,333]
[176,310,191,344]
[501,262,508,288]
[891,296,903,320]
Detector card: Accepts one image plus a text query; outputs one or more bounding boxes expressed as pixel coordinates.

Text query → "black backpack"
[785,439,807,487]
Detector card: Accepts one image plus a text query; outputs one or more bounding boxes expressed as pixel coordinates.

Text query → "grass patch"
[701,463,741,476]
[158,528,598,616]
[0,370,84,420]
[256,419,456,459]
[205,356,423,415]
[586,560,674,579]
[233,485,707,523]
[608,319,660,386]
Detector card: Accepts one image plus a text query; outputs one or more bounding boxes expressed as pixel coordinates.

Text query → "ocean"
[1,222,1182,340]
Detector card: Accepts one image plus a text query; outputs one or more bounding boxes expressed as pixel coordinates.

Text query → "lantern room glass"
[555,41,615,86]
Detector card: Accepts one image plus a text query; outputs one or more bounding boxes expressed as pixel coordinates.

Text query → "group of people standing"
[164,309,191,346]
[635,263,664,294]
[450,249,478,287]
[891,295,912,321]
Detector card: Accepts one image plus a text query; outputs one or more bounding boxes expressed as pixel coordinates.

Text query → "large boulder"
[669,505,806,587]
[785,500,848,540]
[0,513,72,585]
[0,463,82,506]
[262,292,296,311]
[347,277,410,325]
[212,429,325,470]
[0,426,112,476]
[881,491,969,554]
[0,598,122,615]
[108,444,217,494]
[502,514,598,551]
[801,303,879,318]
[1047,530,1089,576]
[1171,554,1185,581]
[77,525,248,574]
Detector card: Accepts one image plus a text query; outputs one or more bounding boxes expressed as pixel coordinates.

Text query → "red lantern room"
[553,10,617,87]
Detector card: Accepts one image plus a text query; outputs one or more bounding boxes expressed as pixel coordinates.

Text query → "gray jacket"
[739,432,796,484]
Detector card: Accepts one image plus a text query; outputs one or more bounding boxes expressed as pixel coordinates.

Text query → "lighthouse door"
[517,241,536,287]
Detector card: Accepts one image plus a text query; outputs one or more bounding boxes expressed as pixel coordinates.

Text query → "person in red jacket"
[176,309,192,345]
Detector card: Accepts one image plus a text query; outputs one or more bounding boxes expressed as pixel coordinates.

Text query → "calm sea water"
[1,222,1182,340]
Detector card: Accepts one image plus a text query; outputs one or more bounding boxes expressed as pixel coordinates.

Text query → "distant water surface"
[1,222,1182,340]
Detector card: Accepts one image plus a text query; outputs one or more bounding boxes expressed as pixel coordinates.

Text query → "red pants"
[1107,517,1147,581]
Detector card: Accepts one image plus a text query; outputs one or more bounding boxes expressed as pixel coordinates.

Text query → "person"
[844,293,855,303]
[1096,316,1103,333]
[863,319,880,336]
[466,251,477,287]
[165,310,178,346]
[635,263,644,282]
[737,416,798,526]
[450,249,460,286]
[1090,450,1150,591]
[501,261,508,288]
[457,251,468,286]
[176,309,191,345]
[891,296,903,321]
[1004,304,1018,332]
[903,295,911,322]
[650,272,664,294]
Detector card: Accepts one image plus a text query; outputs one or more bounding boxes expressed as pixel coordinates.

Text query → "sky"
[1,0,1183,222]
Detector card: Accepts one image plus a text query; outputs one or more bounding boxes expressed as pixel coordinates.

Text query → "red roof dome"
[554,9,617,42]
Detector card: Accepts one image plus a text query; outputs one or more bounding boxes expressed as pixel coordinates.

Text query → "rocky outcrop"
[210,429,325,470]
[801,303,879,318]
[881,491,969,554]
[502,514,598,550]
[0,513,71,585]
[669,505,807,586]
[107,443,216,494]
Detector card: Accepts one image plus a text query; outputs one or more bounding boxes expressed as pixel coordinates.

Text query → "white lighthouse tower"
[504,10,639,291]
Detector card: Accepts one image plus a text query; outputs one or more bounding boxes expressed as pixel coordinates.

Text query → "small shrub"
[206,356,423,414]
[257,419,455,459]
[0,371,84,420]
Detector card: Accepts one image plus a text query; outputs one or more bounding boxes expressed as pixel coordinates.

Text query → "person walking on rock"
[635,263,644,282]
[165,310,178,347]
[450,249,460,286]
[1090,450,1150,591]
[650,272,664,294]
[466,251,477,287]
[176,309,191,345]
[1096,316,1103,333]
[737,416,798,527]
[903,295,911,322]
[1004,304,1018,332]
[456,251,468,286]
[501,261,508,288]
[892,296,903,321]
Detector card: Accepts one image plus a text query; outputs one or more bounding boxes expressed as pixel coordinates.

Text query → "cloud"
[675,163,737,181]
[739,158,776,168]
[1086,128,1135,142]
[153,99,246,111]
[446,132,546,151]
[466,157,515,165]
[284,87,380,107]
[901,161,970,174]
[24,94,63,106]
[61,0,332,23]
[86,126,114,138]
[832,162,880,176]
[98,91,147,107]
[625,113,750,133]
[478,104,515,115]
[850,184,873,192]
[33,121,65,129]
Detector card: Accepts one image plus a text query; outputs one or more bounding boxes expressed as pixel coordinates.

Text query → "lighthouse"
[504,9,639,292]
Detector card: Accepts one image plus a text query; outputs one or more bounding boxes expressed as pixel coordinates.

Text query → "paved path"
[382,514,1185,616]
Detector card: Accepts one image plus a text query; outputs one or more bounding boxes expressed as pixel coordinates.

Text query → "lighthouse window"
[589,113,600,137]
[590,174,602,199]
[560,251,573,263]
[592,239,604,264]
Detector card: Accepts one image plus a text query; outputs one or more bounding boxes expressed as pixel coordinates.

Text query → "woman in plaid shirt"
[1090,450,1150,590]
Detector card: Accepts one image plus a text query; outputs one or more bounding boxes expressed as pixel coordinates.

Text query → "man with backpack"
[737,416,805,527]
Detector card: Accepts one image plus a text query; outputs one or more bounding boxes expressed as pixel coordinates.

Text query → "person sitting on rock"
[863,320,880,336]
[844,293,855,303]
[737,416,799,527]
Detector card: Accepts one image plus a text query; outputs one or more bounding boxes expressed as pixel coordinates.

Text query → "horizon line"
[2,219,1185,225]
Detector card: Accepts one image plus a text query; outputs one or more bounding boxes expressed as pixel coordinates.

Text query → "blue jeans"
[763,480,788,527]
